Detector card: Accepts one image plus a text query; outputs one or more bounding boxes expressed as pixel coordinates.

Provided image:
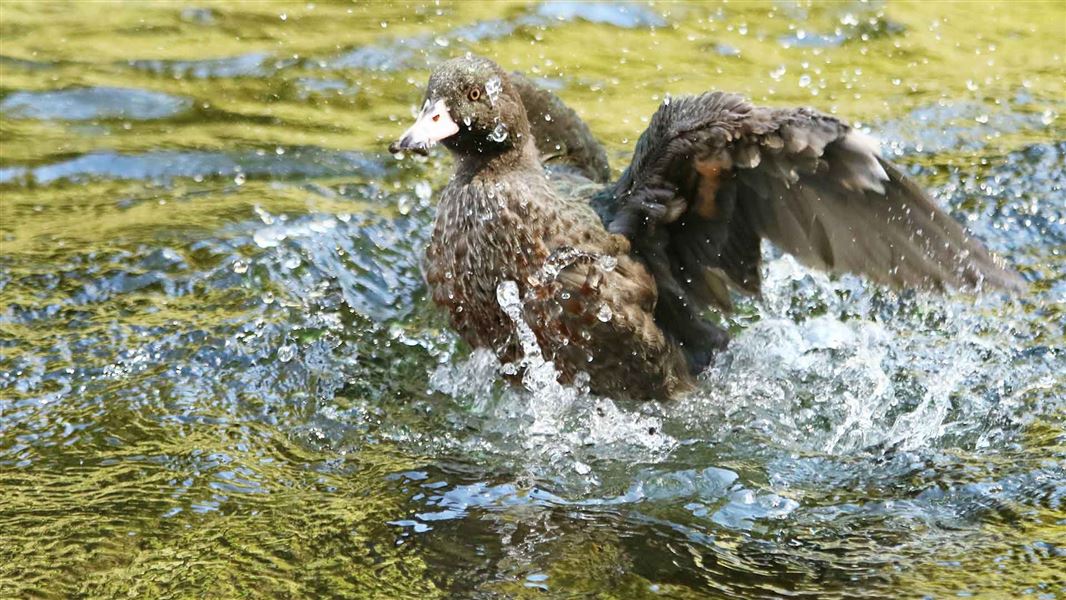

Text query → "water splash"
[485,76,502,106]
[495,280,572,433]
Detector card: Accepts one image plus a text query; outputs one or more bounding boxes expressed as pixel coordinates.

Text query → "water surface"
[2,2,1064,598]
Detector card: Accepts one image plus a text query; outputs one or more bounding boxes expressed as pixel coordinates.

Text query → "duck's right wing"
[608,92,1025,310]
[510,72,611,183]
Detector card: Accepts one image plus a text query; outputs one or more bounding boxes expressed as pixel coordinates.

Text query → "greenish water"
[1,1,1064,598]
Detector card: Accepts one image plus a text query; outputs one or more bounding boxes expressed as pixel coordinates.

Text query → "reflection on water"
[1,2,1064,598]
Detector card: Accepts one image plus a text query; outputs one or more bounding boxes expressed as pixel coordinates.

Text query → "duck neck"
[452,131,541,182]
[436,135,557,264]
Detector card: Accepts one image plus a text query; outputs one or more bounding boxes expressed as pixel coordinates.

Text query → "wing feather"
[604,92,1024,368]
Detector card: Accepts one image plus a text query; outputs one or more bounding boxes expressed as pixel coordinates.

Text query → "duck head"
[389,56,530,158]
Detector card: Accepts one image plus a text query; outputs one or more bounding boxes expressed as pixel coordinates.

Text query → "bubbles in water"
[487,122,509,143]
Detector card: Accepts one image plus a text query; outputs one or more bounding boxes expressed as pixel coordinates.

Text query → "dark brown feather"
[604,92,1024,371]
[509,72,612,183]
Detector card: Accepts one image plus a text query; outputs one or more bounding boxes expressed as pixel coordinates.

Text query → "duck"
[389,55,1024,400]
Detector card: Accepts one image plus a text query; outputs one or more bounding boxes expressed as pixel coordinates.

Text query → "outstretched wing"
[510,72,611,183]
[609,92,1025,314]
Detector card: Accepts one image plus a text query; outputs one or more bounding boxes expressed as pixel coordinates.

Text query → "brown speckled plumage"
[393,56,1024,400]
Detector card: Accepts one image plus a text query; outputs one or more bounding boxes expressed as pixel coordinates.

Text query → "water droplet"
[253,205,274,225]
[596,304,613,322]
[434,36,449,47]
[597,255,618,272]
[488,122,509,143]
[415,180,432,202]
[485,76,502,105]
[253,228,284,248]
[798,74,812,88]
[277,344,296,362]
[975,114,989,124]
[233,172,246,186]
[770,65,786,81]
[543,113,552,122]
[398,195,412,215]
[232,259,249,274]
[261,291,275,304]
[282,254,301,270]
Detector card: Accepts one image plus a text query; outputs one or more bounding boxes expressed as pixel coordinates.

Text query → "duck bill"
[389,99,459,155]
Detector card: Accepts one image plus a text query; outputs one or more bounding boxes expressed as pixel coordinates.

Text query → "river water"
[1,2,1063,598]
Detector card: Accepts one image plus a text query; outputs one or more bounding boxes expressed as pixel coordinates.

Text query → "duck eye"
[468,88,481,101]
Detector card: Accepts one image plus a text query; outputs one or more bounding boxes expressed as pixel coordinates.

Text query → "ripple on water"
[874,99,1060,156]
[0,87,192,121]
[324,3,667,74]
[536,1,666,28]
[128,52,277,79]
[0,147,384,185]
[2,4,1064,595]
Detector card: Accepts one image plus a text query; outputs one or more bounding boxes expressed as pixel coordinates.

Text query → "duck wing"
[510,72,611,183]
[607,92,1025,315]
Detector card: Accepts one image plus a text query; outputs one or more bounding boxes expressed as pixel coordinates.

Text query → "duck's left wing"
[510,72,611,183]
[607,92,1025,313]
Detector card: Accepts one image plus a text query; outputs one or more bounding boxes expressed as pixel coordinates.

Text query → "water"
[2,2,1064,598]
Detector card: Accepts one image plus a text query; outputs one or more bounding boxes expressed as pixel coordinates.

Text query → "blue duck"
[390,56,1024,400]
